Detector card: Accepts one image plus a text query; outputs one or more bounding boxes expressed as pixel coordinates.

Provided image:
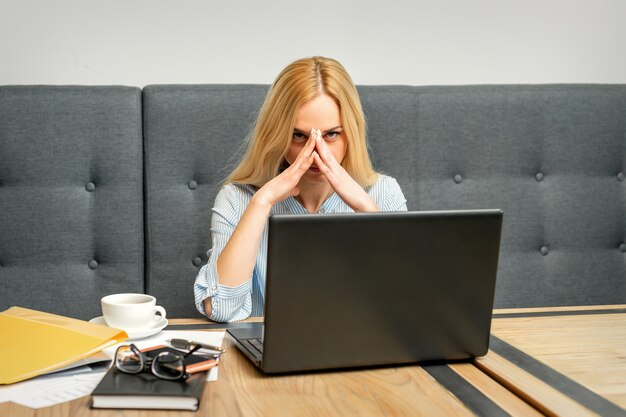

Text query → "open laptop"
[227,209,503,373]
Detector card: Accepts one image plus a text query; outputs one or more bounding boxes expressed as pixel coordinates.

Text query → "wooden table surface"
[1,305,624,417]
[477,304,626,417]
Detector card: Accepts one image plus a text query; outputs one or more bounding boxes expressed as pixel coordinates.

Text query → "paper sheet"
[0,330,225,409]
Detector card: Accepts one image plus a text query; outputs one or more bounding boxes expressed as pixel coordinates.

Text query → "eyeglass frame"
[114,343,202,380]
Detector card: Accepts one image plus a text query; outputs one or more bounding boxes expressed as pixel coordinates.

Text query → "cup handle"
[153,306,167,321]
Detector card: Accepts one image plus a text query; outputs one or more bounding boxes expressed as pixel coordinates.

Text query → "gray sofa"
[1,84,624,320]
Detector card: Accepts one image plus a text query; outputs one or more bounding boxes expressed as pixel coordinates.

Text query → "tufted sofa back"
[1,84,625,319]
[0,86,144,319]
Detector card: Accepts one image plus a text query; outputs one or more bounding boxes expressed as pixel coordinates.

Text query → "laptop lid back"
[261,209,503,373]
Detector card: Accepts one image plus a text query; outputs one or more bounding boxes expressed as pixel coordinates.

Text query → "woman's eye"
[292,132,307,142]
[325,131,340,140]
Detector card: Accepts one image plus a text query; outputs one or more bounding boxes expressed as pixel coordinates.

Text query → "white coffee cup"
[101,293,166,330]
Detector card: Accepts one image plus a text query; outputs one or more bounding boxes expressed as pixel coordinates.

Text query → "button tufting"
[88,259,98,269]
[453,174,463,184]
[192,257,203,266]
[85,182,95,192]
[188,180,198,190]
[540,246,549,256]
[535,172,544,182]
[617,172,625,182]
[620,243,626,253]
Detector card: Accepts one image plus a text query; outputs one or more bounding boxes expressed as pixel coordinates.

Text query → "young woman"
[194,56,407,322]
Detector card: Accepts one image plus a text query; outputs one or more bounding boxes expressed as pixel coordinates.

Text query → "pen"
[166,338,225,354]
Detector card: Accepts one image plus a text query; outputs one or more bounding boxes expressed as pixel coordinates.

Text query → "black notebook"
[91,366,207,411]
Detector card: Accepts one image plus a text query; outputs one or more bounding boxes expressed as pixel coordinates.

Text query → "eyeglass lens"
[152,351,185,380]
[115,345,143,373]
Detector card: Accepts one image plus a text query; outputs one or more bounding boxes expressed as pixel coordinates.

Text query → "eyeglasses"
[114,343,201,380]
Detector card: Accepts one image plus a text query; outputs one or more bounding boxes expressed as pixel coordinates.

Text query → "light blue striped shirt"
[193,174,408,322]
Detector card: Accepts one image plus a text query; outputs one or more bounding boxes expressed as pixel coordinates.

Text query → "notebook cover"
[91,366,206,410]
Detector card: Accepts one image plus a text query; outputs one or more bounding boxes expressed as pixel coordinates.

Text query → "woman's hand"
[252,130,316,208]
[312,129,379,212]
[213,131,316,297]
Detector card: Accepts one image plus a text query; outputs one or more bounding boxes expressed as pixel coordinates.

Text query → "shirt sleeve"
[193,185,254,322]
[382,176,408,212]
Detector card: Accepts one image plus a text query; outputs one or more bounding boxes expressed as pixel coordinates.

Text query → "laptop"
[227,209,503,373]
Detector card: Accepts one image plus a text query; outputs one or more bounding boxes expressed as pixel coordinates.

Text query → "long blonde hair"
[226,56,378,188]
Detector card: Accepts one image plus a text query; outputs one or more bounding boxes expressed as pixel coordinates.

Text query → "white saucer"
[89,316,168,340]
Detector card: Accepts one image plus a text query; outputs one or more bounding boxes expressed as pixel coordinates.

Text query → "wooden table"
[1,306,624,417]
[478,304,626,417]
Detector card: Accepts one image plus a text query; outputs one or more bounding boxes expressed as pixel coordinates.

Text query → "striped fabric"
[193,174,408,322]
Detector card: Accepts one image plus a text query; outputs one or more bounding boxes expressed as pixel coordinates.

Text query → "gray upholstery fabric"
[145,84,625,317]
[0,86,144,319]
[411,85,626,307]
[143,85,268,318]
[359,86,419,209]
[2,84,624,319]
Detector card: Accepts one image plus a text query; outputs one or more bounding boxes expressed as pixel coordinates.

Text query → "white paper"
[0,363,109,409]
[0,330,226,409]
[44,351,111,375]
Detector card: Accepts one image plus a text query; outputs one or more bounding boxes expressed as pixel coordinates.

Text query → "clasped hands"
[253,128,379,212]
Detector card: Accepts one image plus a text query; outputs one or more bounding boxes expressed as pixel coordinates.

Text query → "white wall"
[1,0,625,87]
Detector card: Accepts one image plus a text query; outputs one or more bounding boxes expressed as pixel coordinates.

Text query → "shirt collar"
[283,196,308,214]
[318,192,341,213]
[285,192,341,214]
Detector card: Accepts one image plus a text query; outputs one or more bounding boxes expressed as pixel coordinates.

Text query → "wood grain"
[448,362,544,417]
[475,351,598,417]
[490,312,626,410]
[198,335,476,417]
[493,304,626,315]
[168,317,264,326]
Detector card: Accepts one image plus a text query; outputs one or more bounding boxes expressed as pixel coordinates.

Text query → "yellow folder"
[0,306,128,384]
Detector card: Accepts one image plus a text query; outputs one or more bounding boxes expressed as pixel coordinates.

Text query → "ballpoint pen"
[166,338,225,354]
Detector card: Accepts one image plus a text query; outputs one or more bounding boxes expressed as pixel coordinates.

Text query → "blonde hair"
[226,56,378,188]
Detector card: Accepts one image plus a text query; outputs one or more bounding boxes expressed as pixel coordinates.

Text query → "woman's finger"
[304,150,315,168]
[313,152,331,176]
[314,129,338,168]
[263,151,314,205]
[291,129,317,170]
[284,135,315,176]
[292,151,315,176]
[313,152,337,184]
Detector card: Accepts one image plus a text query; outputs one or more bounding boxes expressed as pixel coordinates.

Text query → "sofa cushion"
[143,85,268,317]
[144,84,626,316]
[0,86,144,319]
[411,85,626,307]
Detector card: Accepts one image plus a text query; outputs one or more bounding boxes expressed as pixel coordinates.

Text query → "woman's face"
[284,93,348,183]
